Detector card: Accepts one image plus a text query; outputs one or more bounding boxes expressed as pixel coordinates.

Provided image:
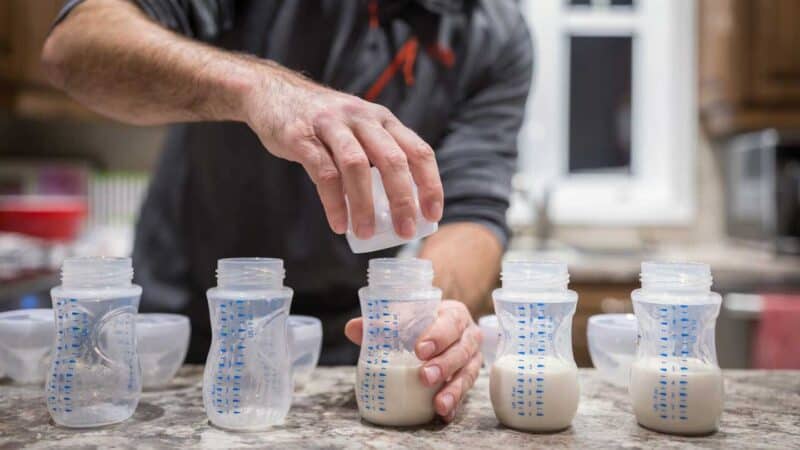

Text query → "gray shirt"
[56,0,533,362]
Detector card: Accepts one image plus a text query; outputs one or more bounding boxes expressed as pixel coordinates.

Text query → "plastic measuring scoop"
[0,308,54,384]
[346,167,438,253]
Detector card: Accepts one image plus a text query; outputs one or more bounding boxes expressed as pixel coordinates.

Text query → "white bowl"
[0,308,54,384]
[136,313,190,389]
[478,314,500,368]
[587,313,638,388]
[287,315,322,389]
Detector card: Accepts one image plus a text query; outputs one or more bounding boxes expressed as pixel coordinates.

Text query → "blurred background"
[0,0,798,369]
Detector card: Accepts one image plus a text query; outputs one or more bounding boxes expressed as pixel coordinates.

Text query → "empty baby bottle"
[203,258,293,431]
[346,167,438,253]
[489,260,579,432]
[47,257,142,428]
[629,262,724,435]
[355,258,442,426]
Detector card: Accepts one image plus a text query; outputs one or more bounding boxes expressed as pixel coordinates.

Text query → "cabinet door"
[751,0,800,104]
[0,0,12,81]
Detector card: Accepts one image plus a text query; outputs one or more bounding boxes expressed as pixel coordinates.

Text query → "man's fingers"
[419,324,481,387]
[415,301,471,361]
[384,118,443,222]
[435,352,482,422]
[344,317,363,345]
[282,122,348,234]
[353,120,418,239]
[316,119,375,239]
[299,139,347,234]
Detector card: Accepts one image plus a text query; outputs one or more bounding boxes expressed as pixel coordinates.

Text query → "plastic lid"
[288,315,322,341]
[478,314,498,330]
[587,313,637,334]
[136,313,190,339]
[136,313,189,328]
[0,308,54,327]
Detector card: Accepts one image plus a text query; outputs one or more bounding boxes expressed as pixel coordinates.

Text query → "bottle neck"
[500,260,569,291]
[61,257,133,289]
[367,258,433,288]
[216,258,285,289]
[639,261,712,292]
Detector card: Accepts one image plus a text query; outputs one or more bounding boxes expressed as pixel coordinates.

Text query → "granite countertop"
[1,366,797,449]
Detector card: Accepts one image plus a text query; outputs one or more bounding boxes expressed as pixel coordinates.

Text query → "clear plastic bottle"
[489,260,579,432]
[629,262,724,435]
[203,258,293,431]
[346,167,438,253]
[355,258,442,426]
[47,257,142,428]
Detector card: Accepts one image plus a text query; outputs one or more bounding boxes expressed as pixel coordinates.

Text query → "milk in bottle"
[489,260,580,432]
[355,258,442,426]
[629,262,724,435]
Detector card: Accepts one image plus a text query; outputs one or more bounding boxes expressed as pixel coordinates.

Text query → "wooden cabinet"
[0,0,97,119]
[700,0,800,137]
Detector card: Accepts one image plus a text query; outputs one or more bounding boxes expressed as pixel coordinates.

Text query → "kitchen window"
[511,0,696,225]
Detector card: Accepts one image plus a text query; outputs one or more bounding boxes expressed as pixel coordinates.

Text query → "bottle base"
[50,404,136,428]
[635,421,719,436]
[497,422,573,434]
[358,412,436,428]
[208,418,286,432]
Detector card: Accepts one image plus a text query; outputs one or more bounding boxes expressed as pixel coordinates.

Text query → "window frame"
[510,0,696,226]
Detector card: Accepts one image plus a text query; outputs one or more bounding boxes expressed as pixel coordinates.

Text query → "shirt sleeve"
[54,0,234,41]
[436,12,534,248]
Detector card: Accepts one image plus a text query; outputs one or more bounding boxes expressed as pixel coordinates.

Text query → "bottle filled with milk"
[355,258,442,426]
[629,262,724,435]
[489,260,579,432]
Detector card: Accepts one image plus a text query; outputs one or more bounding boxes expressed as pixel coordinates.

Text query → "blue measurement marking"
[213,300,238,415]
[49,298,84,415]
[510,302,552,419]
[360,299,397,414]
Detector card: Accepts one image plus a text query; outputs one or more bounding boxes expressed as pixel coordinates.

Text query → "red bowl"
[0,196,87,241]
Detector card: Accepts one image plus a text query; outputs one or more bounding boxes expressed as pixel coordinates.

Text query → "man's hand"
[344,300,483,423]
[42,0,443,240]
[243,66,443,239]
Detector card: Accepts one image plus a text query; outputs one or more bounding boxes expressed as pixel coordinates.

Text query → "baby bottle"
[489,260,579,432]
[355,258,442,426]
[203,258,293,431]
[629,262,724,435]
[47,257,142,428]
[346,167,438,253]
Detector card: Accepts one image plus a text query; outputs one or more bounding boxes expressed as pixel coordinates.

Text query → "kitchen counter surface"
[1,366,797,449]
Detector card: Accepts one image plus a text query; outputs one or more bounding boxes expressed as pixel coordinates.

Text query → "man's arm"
[347,9,534,423]
[42,0,443,240]
[418,223,502,315]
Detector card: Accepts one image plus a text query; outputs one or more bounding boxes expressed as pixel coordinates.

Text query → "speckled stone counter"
[1,367,797,449]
